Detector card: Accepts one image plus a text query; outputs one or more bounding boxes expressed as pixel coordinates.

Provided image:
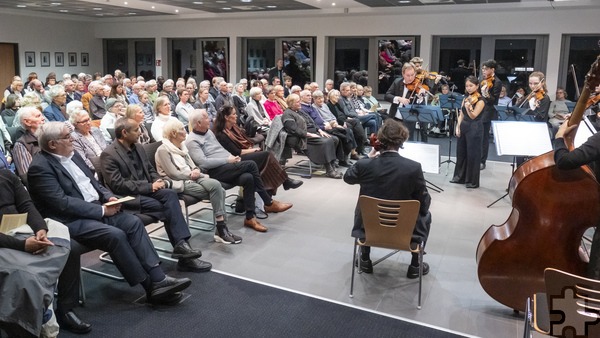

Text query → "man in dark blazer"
[479,59,502,170]
[384,62,430,142]
[100,117,211,273]
[28,122,192,314]
[343,119,432,278]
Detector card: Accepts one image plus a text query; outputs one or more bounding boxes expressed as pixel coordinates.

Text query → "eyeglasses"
[57,134,73,141]
[76,119,91,124]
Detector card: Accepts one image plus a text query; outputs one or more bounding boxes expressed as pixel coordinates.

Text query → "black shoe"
[147,291,183,305]
[177,258,212,273]
[56,309,92,334]
[171,241,202,259]
[148,275,192,301]
[325,170,342,179]
[466,183,479,189]
[449,178,464,184]
[407,262,430,279]
[214,229,242,244]
[355,258,373,274]
[283,178,303,190]
[350,153,360,161]
[480,163,486,170]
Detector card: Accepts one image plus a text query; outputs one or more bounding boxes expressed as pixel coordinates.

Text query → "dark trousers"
[588,227,600,280]
[453,119,482,186]
[140,189,192,246]
[65,212,159,287]
[346,118,367,153]
[57,240,87,311]
[208,161,271,216]
[481,121,491,165]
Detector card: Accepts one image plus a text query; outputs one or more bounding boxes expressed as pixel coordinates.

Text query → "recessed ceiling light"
[96,13,104,16]
[398,0,410,3]
[266,5,276,8]
[175,9,179,12]
[93,7,102,10]
[193,1,203,4]
[241,0,252,2]
[216,0,227,3]
[222,7,232,10]
[51,2,61,5]
[128,12,137,15]
[59,9,68,12]
[17,4,27,7]
[332,2,336,6]
[151,6,155,9]
[124,1,128,4]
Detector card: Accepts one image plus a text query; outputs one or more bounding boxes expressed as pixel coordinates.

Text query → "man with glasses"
[27,122,192,330]
[548,87,572,135]
[479,60,502,170]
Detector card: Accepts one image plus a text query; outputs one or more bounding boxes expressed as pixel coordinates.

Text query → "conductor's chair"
[350,196,425,309]
[525,268,600,338]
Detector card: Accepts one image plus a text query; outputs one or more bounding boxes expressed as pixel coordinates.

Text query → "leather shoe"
[338,160,351,168]
[264,200,292,213]
[177,258,212,273]
[171,241,202,259]
[147,291,183,305]
[480,163,486,170]
[449,178,464,184]
[406,262,430,279]
[466,183,479,189]
[56,309,92,334]
[283,178,303,190]
[244,217,268,232]
[350,153,360,161]
[148,275,192,301]
[325,170,342,179]
[356,258,373,274]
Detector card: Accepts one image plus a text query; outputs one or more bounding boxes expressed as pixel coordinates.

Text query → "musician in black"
[479,60,502,170]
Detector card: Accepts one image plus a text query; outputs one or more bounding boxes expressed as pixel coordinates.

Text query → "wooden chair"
[525,268,600,338]
[349,196,424,309]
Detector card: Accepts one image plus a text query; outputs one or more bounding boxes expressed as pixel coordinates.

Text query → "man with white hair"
[123,78,132,97]
[43,85,67,122]
[81,80,100,115]
[63,79,76,104]
[161,79,178,111]
[214,80,233,112]
[145,80,158,105]
[129,83,142,104]
[103,74,114,86]
[89,83,108,120]
[30,79,50,110]
[210,76,223,100]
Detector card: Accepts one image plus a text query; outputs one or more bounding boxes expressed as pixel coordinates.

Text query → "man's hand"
[103,203,121,216]
[151,179,165,192]
[318,130,331,138]
[306,132,319,138]
[227,155,241,163]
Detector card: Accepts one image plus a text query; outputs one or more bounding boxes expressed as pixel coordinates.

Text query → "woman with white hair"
[150,96,178,142]
[246,87,271,130]
[69,108,107,170]
[43,85,67,122]
[100,98,126,142]
[155,118,242,244]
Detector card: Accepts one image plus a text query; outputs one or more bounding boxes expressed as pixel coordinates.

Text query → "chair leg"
[79,270,86,305]
[350,240,358,298]
[524,297,532,338]
[417,242,423,310]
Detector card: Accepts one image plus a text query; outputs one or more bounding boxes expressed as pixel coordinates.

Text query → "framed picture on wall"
[55,52,64,67]
[25,51,35,67]
[68,52,77,66]
[41,52,50,67]
[81,53,89,66]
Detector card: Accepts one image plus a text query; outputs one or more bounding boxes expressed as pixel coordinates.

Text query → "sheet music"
[398,142,440,174]
[574,116,596,148]
[492,121,552,156]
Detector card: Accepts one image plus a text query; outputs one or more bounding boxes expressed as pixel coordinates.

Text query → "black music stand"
[495,105,519,121]
[397,106,437,142]
[439,93,464,167]
[511,106,531,121]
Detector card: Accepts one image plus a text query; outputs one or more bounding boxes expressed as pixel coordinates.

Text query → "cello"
[476,55,600,312]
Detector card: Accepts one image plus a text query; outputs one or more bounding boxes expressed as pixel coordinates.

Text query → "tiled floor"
[162,156,537,338]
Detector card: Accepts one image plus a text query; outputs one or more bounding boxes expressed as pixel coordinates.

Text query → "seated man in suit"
[100,118,211,273]
[27,122,192,311]
[0,169,72,337]
[343,119,432,278]
[186,109,292,233]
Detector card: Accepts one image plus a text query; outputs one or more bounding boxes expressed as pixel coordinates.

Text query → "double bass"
[476,56,600,312]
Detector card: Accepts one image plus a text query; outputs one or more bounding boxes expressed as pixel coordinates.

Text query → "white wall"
[90,6,600,92]
[0,13,102,79]
[1,5,599,93]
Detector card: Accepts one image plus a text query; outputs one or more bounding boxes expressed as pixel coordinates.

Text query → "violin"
[519,78,546,108]
[369,133,382,151]
[406,76,430,93]
[587,94,600,108]
[481,75,494,97]
[466,92,481,106]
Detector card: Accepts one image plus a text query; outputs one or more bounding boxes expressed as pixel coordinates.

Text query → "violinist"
[384,62,429,141]
[554,120,600,279]
[450,76,485,189]
[523,71,551,122]
[411,56,443,95]
[479,60,502,171]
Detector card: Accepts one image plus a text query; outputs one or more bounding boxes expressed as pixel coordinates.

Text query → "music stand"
[510,106,532,121]
[396,106,438,143]
[495,105,518,121]
[486,121,553,208]
[398,142,444,193]
[439,93,464,167]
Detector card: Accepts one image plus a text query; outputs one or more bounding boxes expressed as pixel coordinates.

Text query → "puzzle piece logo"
[549,287,600,338]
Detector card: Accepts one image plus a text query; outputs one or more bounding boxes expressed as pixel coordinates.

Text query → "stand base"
[426,179,444,193]
[487,192,508,208]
